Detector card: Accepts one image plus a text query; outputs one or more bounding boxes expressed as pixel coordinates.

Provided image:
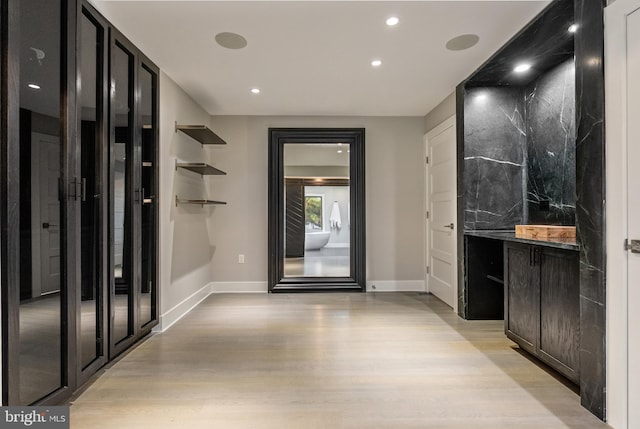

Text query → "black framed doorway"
[268,128,366,292]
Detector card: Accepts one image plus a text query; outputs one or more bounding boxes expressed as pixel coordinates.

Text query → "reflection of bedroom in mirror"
[268,128,365,292]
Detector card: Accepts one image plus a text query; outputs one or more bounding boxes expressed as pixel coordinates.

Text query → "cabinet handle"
[528,247,541,266]
[529,247,533,266]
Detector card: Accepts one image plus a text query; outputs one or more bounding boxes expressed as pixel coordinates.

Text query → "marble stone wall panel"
[463,87,526,230]
[574,0,606,419]
[526,59,576,225]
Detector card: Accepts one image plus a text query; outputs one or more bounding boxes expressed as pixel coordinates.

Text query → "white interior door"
[606,1,640,425]
[32,133,61,296]
[425,116,457,310]
[627,6,640,427]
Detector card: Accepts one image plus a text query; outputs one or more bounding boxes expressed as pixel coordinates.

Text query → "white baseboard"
[153,280,422,333]
[366,280,425,292]
[154,283,213,333]
[211,281,268,293]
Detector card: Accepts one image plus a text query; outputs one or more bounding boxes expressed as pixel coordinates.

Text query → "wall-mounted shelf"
[175,161,226,176]
[175,196,227,207]
[175,122,227,145]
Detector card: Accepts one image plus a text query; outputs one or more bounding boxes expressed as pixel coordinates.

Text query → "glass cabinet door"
[18,0,65,404]
[2,0,160,405]
[78,8,107,373]
[139,63,157,329]
[111,40,135,348]
[109,33,159,357]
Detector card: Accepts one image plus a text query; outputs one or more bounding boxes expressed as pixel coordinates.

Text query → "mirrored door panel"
[78,9,105,370]
[2,0,161,405]
[139,63,157,329]
[283,144,351,278]
[18,0,64,404]
[268,129,366,292]
[111,40,134,346]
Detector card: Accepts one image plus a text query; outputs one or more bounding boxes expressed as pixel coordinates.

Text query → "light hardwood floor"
[70,293,610,428]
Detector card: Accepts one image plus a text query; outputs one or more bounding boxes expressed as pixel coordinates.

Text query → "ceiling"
[89,1,550,117]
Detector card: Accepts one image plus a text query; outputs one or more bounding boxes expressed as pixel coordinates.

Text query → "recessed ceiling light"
[386,16,399,26]
[28,83,41,90]
[445,34,480,51]
[371,59,382,67]
[337,143,343,146]
[568,24,578,33]
[475,93,487,102]
[514,63,531,73]
[251,88,260,94]
[337,150,343,154]
[215,32,248,50]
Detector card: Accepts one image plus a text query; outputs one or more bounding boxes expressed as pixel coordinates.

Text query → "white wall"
[424,92,456,133]
[207,115,426,292]
[155,72,217,330]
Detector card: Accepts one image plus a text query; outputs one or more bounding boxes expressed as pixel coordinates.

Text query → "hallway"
[70,293,608,428]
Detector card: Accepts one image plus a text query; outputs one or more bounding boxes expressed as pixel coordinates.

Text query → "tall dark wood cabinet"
[108,28,159,360]
[1,0,159,405]
[504,242,580,383]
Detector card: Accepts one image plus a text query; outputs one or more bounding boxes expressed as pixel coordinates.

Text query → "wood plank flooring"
[70,293,610,428]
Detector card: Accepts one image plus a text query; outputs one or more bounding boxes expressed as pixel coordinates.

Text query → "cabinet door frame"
[504,241,540,355]
[108,28,139,359]
[537,246,580,383]
[136,53,159,336]
[108,27,159,359]
[1,0,79,406]
[75,2,110,387]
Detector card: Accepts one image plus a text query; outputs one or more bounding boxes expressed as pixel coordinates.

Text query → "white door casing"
[605,1,640,427]
[31,133,61,297]
[425,116,457,311]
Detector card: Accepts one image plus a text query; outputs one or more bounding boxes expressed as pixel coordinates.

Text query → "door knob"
[625,239,640,253]
[443,223,454,230]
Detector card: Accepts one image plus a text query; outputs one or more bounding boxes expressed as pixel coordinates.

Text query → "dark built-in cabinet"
[504,242,580,383]
[1,0,159,405]
[464,236,504,320]
[457,0,606,417]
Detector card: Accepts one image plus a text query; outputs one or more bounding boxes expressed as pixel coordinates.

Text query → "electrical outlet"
[238,254,245,264]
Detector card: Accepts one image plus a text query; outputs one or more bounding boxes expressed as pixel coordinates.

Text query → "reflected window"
[305,195,323,231]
